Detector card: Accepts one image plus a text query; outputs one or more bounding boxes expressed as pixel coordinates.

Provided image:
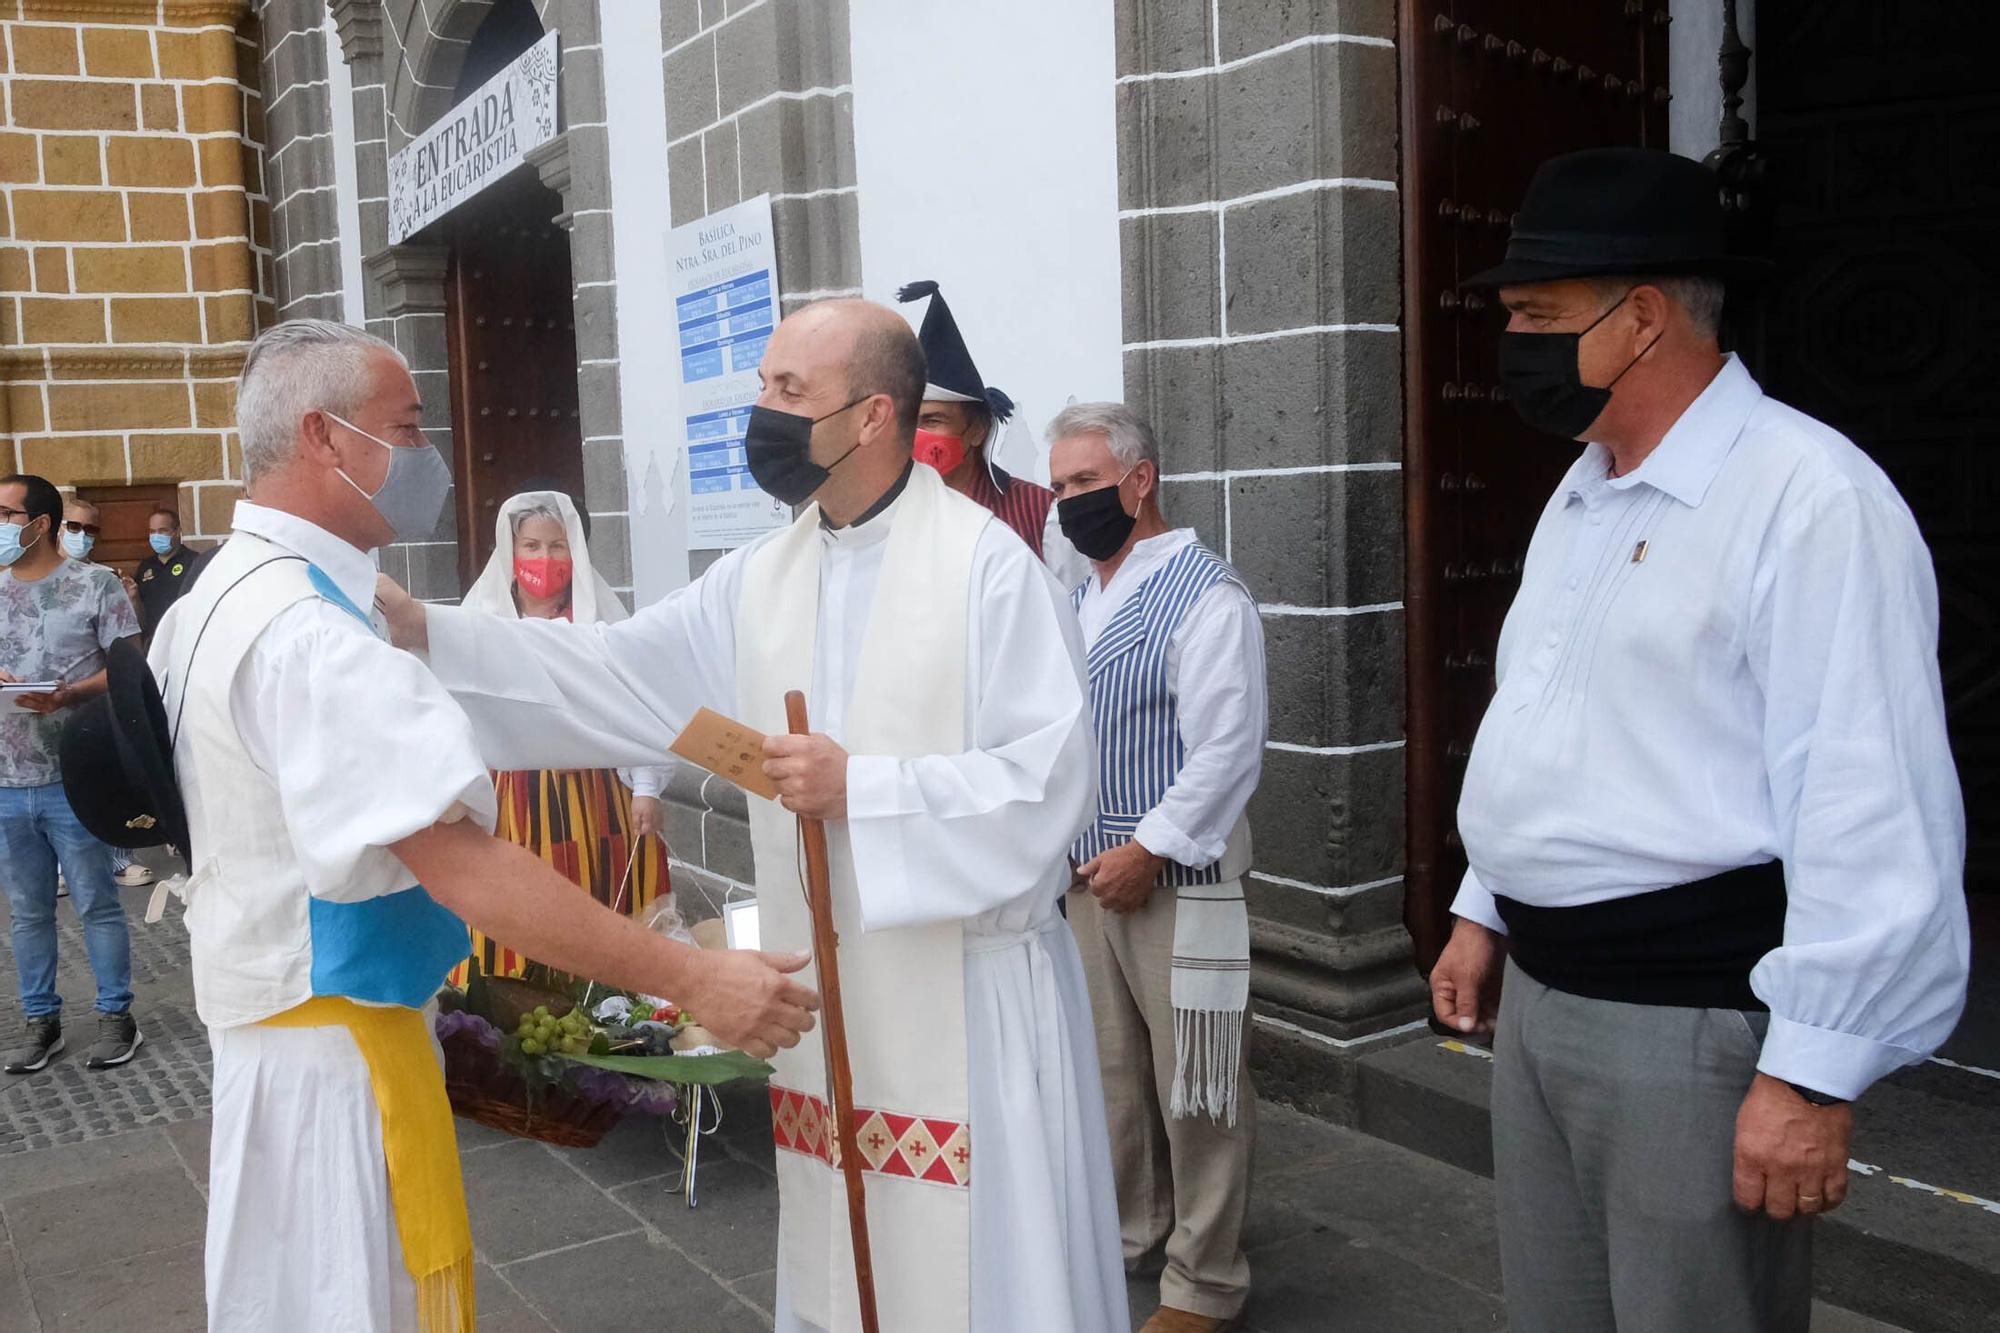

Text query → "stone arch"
[381,0,497,154]
[374,0,617,277]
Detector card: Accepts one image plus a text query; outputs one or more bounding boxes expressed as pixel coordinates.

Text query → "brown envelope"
[669,707,781,801]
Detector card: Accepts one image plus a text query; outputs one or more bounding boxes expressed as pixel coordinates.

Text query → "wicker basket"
[439,1019,623,1148]
[448,1084,623,1148]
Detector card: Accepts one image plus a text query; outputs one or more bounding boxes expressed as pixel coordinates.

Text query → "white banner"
[387,31,559,244]
[668,194,787,549]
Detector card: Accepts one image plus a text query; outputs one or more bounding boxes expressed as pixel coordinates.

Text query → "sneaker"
[3,1017,64,1074]
[114,863,155,888]
[83,1010,142,1069]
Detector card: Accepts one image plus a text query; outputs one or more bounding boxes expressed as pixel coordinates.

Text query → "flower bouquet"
[435,960,773,1148]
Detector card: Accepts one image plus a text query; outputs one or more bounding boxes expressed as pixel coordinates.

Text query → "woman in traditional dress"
[450,491,671,981]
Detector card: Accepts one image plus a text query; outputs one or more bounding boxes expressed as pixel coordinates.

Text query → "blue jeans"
[0,783,134,1017]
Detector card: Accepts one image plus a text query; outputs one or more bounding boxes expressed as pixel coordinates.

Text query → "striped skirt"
[449,767,671,984]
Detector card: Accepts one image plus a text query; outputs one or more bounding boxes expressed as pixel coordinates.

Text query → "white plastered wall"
[847,0,1126,483]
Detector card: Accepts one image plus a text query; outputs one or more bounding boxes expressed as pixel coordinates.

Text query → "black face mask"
[744,397,868,505]
[1498,289,1658,440]
[1057,470,1137,561]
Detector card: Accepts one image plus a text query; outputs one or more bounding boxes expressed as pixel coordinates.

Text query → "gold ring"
[1798,1194,1821,1205]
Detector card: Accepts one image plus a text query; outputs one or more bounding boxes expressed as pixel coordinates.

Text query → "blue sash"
[302,564,470,1009]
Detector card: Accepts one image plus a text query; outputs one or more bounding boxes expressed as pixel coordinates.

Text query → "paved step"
[1343,1029,2000,1333]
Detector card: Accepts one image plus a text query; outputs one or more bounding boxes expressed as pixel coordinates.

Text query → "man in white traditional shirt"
[1429,148,1969,1332]
[157,319,817,1333]
[377,299,1129,1333]
[1050,403,1265,1333]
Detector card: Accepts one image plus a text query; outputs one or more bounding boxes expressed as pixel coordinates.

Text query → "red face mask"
[514,557,573,601]
[913,429,967,475]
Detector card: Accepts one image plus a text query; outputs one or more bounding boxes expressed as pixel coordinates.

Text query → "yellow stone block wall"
[0,0,274,538]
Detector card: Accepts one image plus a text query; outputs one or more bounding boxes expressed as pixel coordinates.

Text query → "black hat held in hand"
[60,637,189,855]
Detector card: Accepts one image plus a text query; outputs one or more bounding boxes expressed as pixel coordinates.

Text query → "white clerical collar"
[229,501,379,614]
[819,464,915,551]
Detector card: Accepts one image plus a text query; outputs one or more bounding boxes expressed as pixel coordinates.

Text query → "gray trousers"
[1493,959,1813,1332]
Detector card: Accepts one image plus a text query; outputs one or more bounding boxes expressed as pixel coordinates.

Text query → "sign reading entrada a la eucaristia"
[387,30,559,243]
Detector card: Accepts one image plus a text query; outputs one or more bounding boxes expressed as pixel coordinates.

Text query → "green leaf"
[562,1049,774,1086]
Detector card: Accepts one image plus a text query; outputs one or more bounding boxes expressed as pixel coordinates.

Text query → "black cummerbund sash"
[1494,861,1786,1011]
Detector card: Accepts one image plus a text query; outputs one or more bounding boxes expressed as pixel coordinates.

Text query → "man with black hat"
[0,473,143,1074]
[898,280,1089,588]
[1429,147,1968,1331]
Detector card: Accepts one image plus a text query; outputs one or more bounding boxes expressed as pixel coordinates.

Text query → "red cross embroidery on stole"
[769,1086,972,1188]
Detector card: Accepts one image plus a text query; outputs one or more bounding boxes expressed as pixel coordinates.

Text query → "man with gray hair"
[1432,148,1967,1330]
[152,318,817,1331]
[1050,402,1266,1333]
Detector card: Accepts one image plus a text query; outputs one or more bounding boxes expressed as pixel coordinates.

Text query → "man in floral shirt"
[0,474,143,1073]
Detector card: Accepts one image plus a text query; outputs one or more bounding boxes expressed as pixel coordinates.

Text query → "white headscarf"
[460,491,626,625]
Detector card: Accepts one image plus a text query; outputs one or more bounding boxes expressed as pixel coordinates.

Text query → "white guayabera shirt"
[1454,354,1969,1101]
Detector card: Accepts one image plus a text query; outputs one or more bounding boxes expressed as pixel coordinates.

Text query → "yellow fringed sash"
[260,997,474,1333]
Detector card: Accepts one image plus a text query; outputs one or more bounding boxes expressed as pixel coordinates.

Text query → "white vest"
[155,533,468,1028]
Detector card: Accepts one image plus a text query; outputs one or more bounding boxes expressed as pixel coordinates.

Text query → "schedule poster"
[668,194,786,549]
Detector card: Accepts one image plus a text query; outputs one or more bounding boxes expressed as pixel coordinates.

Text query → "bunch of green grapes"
[514,1004,593,1057]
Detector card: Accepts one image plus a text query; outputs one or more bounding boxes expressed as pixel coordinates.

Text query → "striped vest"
[1071,540,1246,887]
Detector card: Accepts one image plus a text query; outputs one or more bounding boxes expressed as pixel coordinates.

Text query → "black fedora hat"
[1463,147,1770,288]
[59,637,188,853]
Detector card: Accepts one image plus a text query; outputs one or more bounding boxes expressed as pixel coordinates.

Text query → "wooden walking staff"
[785,689,881,1333]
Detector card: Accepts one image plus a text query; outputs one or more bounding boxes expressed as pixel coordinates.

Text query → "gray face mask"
[325,412,452,545]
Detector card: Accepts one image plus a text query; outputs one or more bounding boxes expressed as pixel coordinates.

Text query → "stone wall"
[258,0,343,321]
[661,0,857,310]
[1113,0,1425,1042]
[0,0,275,540]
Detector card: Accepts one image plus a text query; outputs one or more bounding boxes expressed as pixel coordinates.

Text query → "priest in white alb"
[377,299,1128,1333]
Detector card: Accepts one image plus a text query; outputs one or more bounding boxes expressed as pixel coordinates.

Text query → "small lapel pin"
[1631,540,1649,564]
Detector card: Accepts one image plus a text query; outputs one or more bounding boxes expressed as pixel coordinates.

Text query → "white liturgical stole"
[737,463,983,1333]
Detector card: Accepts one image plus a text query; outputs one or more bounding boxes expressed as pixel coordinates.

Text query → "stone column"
[1112,1,1428,1088]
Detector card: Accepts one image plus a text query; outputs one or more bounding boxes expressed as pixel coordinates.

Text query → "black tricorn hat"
[59,637,188,853]
[1462,147,1771,288]
[896,280,1015,422]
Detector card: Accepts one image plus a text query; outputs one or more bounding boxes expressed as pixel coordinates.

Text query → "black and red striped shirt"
[963,464,1054,559]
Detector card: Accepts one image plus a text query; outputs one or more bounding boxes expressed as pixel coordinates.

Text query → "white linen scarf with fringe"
[1169,869,1251,1126]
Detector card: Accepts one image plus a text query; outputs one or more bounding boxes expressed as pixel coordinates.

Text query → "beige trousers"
[1068,881,1255,1320]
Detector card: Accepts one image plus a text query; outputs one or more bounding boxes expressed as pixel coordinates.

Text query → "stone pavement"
[0,881,1907,1332]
